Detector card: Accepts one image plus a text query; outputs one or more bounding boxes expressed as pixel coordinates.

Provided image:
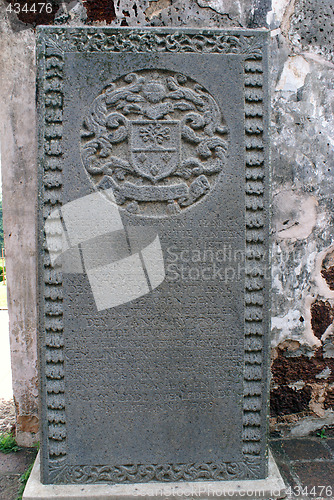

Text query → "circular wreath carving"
[81,70,229,217]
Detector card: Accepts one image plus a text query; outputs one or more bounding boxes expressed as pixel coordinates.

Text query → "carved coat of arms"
[81,70,228,216]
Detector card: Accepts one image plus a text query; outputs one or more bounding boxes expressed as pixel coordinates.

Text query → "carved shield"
[130,120,181,183]
[81,69,229,216]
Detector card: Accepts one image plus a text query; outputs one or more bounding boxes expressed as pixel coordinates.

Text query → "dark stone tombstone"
[31,27,283,500]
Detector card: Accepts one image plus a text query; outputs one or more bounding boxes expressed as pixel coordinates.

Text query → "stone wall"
[0,0,333,443]
[269,0,334,436]
[0,10,38,446]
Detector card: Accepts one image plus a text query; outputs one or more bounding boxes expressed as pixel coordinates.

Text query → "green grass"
[0,283,7,309]
[17,463,34,500]
[317,428,327,439]
[0,432,20,454]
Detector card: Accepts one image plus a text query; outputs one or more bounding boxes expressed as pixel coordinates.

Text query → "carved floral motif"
[49,456,261,484]
[80,70,229,216]
[42,29,265,57]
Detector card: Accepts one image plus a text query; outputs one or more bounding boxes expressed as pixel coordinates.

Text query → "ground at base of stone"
[0,436,333,500]
[22,451,285,500]
[0,447,37,500]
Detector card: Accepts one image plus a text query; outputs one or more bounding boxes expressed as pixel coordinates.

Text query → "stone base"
[23,451,286,500]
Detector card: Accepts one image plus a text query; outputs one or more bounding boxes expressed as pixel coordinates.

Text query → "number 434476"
[6,3,53,14]
[286,485,333,497]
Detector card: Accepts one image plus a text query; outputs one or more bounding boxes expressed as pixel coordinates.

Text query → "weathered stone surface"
[289,0,334,63]
[269,0,334,429]
[37,27,270,484]
[0,3,39,446]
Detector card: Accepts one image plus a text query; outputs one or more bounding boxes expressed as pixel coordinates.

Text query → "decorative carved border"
[243,54,267,462]
[37,28,269,485]
[37,34,67,482]
[39,27,265,56]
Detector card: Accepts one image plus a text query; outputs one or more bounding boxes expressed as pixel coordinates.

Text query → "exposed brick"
[271,347,334,385]
[322,265,334,291]
[310,300,334,339]
[270,385,312,417]
[83,0,116,23]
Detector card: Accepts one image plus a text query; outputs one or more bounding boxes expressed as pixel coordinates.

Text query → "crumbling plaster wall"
[0,0,333,443]
[269,0,334,436]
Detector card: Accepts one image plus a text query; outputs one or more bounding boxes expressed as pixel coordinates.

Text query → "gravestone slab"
[37,27,271,486]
